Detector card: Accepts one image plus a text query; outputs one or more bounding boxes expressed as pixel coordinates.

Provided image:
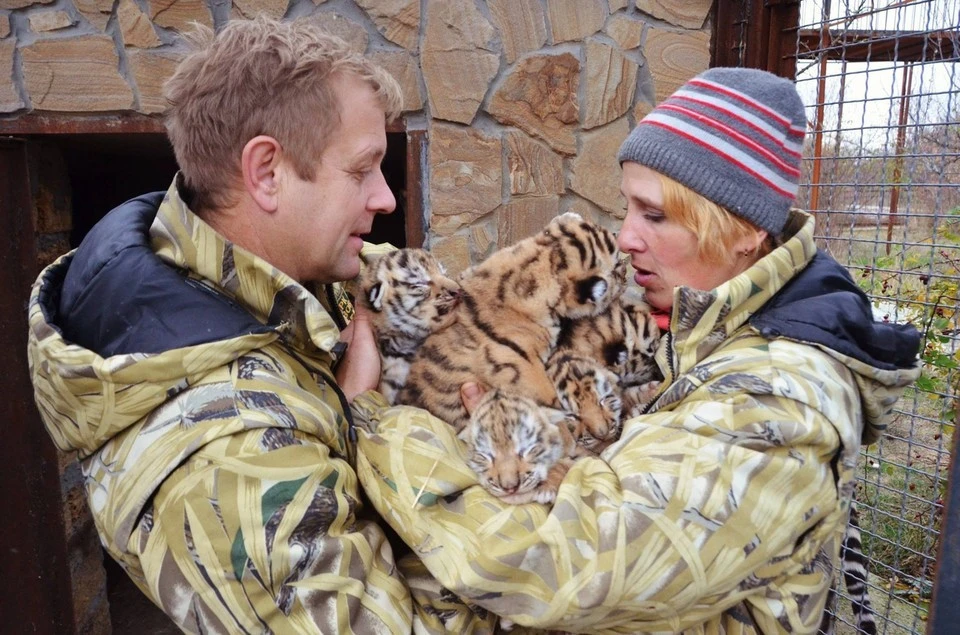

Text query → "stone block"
[118,0,161,48]
[497,196,559,248]
[75,0,114,31]
[633,98,654,121]
[368,50,422,112]
[505,130,564,197]
[311,13,369,53]
[422,0,498,124]
[429,233,471,276]
[609,0,629,10]
[29,10,74,32]
[546,0,605,43]
[0,40,23,113]
[488,0,547,64]
[5,0,53,8]
[0,14,8,39]
[428,123,501,235]
[232,0,288,19]
[356,0,419,50]
[148,0,213,33]
[583,39,637,129]
[606,13,644,50]
[487,53,580,155]
[636,0,713,29]
[570,117,630,216]
[128,48,183,114]
[643,27,710,104]
[470,219,497,262]
[567,195,623,235]
[22,35,134,111]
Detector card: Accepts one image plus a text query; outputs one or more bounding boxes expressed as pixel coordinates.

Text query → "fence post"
[927,419,960,634]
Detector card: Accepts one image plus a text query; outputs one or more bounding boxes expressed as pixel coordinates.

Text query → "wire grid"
[791,1,959,633]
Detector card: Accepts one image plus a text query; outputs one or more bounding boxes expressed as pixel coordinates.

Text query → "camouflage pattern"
[354,211,921,634]
[27,180,494,634]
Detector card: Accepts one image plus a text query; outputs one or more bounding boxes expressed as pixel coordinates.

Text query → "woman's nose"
[617,220,645,253]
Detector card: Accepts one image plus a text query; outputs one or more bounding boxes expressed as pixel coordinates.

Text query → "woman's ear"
[241,135,283,213]
[735,228,769,256]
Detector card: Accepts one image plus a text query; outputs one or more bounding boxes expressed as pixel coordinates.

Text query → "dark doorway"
[54,132,408,249]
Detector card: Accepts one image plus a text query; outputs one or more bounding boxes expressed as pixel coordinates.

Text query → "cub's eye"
[520,444,542,460]
[471,452,492,466]
[401,281,430,297]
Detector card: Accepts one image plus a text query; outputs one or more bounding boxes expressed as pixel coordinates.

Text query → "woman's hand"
[335,305,381,402]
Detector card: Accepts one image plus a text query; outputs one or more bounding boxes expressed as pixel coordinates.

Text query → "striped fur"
[399,213,623,432]
[546,350,622,452]
[355,249,461,404]
[462,389,579,505]
[841,500,877,635]
[556,293,663,419]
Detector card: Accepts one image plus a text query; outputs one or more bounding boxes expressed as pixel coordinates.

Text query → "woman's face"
[616,162,761,312]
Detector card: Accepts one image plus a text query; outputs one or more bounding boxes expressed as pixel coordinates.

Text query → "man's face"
[279,73,396,284]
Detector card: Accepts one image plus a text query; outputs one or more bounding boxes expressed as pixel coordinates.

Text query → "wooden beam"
[0,138,76,631]
[712,0,801,78]
[0,112,408,135]
[797,29,960,63]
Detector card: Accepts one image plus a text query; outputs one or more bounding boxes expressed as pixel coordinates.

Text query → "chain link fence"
[790,1,959,632]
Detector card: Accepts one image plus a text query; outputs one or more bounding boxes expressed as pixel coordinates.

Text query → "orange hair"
[658,172,776,266]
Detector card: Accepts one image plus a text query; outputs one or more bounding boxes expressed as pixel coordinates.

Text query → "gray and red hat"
[617,67,807,236]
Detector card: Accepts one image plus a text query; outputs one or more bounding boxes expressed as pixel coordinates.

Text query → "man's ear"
[241,135,283,213]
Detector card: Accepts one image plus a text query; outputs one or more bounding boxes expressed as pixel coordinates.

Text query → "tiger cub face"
[359,248,462,353]
[543,212,624,320]
[546,351,623,451]
[463,390,574,505]
[357,249,461,404]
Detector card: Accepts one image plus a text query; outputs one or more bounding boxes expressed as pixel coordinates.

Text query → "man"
[27,17,490,634]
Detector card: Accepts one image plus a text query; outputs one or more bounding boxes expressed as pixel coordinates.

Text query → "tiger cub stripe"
[556,292,663,418]
[545,350,623,452]
[399,213,623,432]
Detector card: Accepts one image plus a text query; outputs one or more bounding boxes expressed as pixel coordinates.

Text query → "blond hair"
[658,173,776,266]
[163,16,403,214]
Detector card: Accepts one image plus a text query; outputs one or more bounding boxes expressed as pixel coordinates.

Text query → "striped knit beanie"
[617,67,807,236]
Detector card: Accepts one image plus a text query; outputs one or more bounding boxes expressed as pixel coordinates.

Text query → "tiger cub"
[355,249,462,404]
[556,293,663,419]
[462,389,583,505]
[399,213,623,432]
[545,350,623,452]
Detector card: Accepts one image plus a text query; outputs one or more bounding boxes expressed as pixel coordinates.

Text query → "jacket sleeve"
[134,425,417,634]
[354,365,852,633]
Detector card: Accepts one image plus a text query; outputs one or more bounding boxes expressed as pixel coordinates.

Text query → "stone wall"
[2,0,711,273]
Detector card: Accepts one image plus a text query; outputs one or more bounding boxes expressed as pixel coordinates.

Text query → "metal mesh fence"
[791,1,959,633]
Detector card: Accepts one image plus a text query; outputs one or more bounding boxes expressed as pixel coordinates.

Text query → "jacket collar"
[151,176,346,358]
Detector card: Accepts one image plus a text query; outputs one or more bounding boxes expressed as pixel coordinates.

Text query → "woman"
[352,68,921,633]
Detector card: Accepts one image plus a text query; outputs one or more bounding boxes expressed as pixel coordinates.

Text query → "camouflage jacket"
[27,179,494,634]
[354,210,921,634]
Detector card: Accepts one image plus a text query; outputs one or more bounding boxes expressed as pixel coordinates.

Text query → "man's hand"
[335,305,381,402]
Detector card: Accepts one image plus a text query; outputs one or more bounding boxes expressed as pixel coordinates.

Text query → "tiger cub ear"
[577,276,609,304]
[367,281,386,311]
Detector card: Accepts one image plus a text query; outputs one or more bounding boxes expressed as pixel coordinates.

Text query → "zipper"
[640,329,675,415]
[325,284,348,331]
[282,343,358,460]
